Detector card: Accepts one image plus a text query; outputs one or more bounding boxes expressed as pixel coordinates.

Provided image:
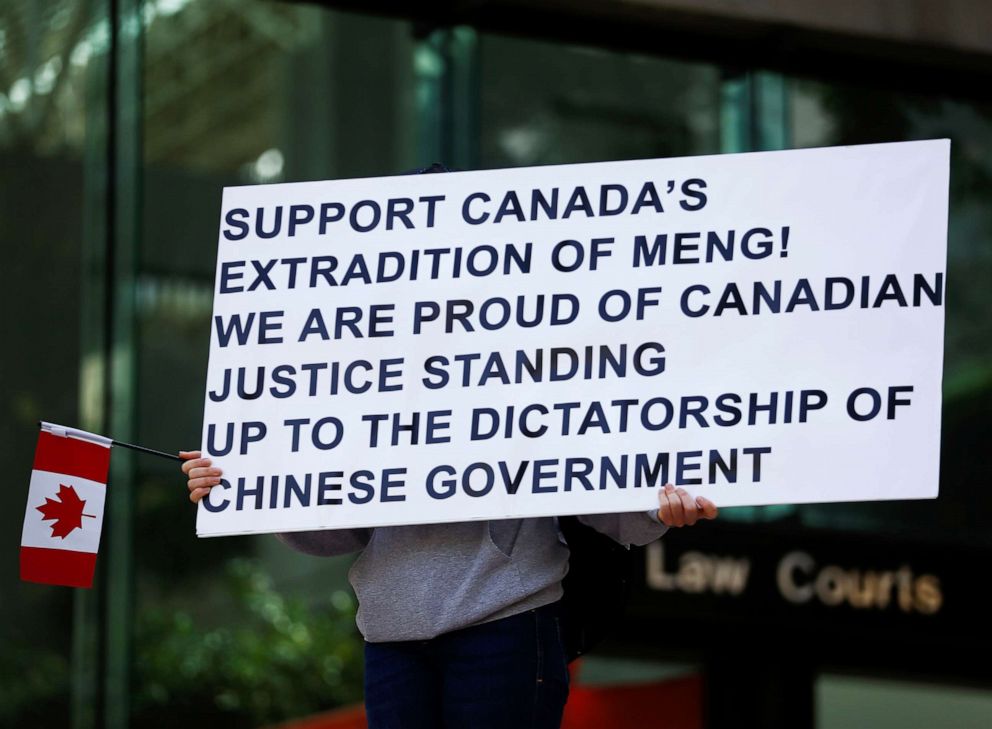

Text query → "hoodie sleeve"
[275,528,373,557]
[577,509,668,546]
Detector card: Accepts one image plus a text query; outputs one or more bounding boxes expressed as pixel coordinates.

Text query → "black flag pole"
[110,439,183,462]
[38,421,183,462]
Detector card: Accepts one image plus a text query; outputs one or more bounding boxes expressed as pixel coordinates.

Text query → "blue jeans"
[363,601,570,729]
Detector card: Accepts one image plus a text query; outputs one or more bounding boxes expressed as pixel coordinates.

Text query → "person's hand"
[656,483,718,527]
[180,450,222,504]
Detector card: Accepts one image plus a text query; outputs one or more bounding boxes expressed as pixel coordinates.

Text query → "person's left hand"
[656,483,718,527]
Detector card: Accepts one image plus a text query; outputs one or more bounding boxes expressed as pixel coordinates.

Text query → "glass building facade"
[2,1,990,727]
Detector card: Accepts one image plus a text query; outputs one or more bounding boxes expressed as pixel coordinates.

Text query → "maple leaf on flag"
[36,484,96,539]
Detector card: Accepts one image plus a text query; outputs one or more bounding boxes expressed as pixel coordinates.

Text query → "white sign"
[197,140,948,537]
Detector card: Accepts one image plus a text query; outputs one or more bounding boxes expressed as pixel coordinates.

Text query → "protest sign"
[197,140,948,537]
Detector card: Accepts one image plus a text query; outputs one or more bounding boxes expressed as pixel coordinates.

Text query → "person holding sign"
[185,141,949,727]
[181,450,717,728]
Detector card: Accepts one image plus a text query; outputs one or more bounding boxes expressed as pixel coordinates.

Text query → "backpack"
[557,515,635,663]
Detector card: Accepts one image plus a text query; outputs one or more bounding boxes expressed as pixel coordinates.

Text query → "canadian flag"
[20,423,111,588]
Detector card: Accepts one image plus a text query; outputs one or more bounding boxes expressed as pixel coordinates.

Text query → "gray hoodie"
[278,511,666,642]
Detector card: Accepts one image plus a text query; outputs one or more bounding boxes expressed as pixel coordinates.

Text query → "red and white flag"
[20,422,112,588]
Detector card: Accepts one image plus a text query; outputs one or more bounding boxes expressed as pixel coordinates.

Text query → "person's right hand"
[180,450,222,504]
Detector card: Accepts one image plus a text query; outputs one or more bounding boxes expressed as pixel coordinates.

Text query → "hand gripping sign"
[196,140,949,537]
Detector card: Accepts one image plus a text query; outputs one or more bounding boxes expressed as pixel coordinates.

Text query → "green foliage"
[0,650,70,728]
[133,559,364,727]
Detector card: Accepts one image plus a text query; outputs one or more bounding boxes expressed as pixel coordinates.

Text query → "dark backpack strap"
[558,516,635,663]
